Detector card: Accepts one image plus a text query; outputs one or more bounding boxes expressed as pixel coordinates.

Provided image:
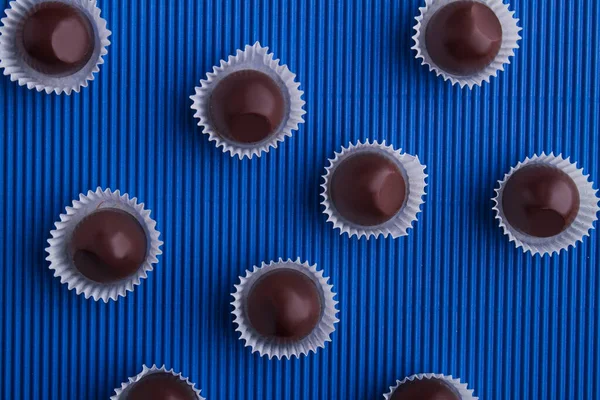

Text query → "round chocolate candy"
[69,209,147,282]
[425,1,502,76]
[247,269,322,340]
[391,378,460,400]
[21,2,94,75]
[330,152,406,226]
[502,164,580,238]
[127,373,196,400]
[209,70,285,144]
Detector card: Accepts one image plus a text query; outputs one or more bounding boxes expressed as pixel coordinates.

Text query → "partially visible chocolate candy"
[247,269,322,340]
[69,209,147,282]
[425,1,502,76]
[330,152,406,226]
[391,378,460,400]
[502,165,580,238]
[127,373,196,400]
[210,70,285,144]
[22,2,94,75]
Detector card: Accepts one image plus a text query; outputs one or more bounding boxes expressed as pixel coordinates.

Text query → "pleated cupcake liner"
[0,0,111,94]
[412,0,521,88]
[492,153,600,256]
[190,41,306,159]
[111,364,204,400]
[45,187,162,302]
[384,373,477,400]
[231,258,339,359]
[321,140,427,239]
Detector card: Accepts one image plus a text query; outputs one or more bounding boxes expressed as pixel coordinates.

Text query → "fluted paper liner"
[111,364,204,400]
[384,373,477,400]
[492,153,599,256]
[231,258,339,359]
[0,0,111,94]
[412,0,521,88]
[46,187,162,302]
[190,42,306,159]
[321,141,427,239]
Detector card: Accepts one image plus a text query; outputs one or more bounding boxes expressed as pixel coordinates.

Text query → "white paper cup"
[321,140,427,239]
[0,0,110,94]
[412,0,521,88]
[190,42,306,159]
[231,258,339,359]
[492,153,600,256]
[45,187,162,302]
[111,365,204,400]
[384,373,477,400]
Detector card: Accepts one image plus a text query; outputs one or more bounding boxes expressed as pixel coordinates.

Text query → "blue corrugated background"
[1,0,599,398]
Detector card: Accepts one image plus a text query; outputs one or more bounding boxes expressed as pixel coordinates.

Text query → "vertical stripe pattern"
[0,0,599,399]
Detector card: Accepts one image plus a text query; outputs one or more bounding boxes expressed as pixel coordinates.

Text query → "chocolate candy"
[330,152,406,226]
[391,378,460,400]
[425,1,502,76]
[69,209,147,282]
[127,373,196,400]
[22,2,94,75]
[247,269,322,340]
[502,165,580,238]
[210,70,285,144]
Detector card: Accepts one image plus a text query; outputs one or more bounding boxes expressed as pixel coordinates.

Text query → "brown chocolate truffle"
[21,2,94,75]
[127,373,196,400]
[247,269,322,340]
[425,1,502,76]
[210,70,285,144]
[391,378,460,400]
[502,165,580,238]
[69,209,147,282]
[330,152,406,226]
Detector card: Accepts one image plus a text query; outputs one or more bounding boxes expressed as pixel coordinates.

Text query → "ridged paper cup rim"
[412,0,521,88]
[45,187,163,302]
[111,364,204,400]
[384,373,477,400]
[231,258,339,359]
[492,153,600,256]
[0,0,111,95]
[190,41,306,159]
[321,140,427,239]
[0,0,111,94]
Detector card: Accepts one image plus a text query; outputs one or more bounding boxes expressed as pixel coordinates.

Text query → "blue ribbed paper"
[1,0,599,398]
